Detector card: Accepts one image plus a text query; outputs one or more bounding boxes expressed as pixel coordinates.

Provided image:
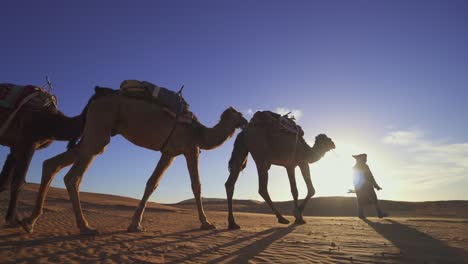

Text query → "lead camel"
[225,111,335,229]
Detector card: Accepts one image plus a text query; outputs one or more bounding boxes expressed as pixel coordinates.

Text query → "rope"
[160,84,185,152]
[0,92,40,136]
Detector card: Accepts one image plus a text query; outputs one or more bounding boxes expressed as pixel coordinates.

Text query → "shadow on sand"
[208,225,295,263]
[363,218,468,263]
[165,225,295,264]
[4,228,223,263]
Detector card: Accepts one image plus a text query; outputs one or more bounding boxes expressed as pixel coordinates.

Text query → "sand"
[1,184,467,264]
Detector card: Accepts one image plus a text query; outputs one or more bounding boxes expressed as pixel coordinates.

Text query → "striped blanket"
[0,83,58,135]
[120,80,189,114]
[0,83,57,111]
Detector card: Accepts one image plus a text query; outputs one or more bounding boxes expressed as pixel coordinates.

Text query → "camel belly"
[115,103,187,154]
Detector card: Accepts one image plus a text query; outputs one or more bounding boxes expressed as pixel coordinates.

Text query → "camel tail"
[228,131,249,173]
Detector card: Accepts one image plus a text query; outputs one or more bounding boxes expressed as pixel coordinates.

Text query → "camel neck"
[307,144,326,164]
[40,112,85,141]
[200,118,237,150]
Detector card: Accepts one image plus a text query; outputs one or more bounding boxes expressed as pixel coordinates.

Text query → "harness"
[0,92,41,136]
[160,85,185,152]
[0,78,58,137]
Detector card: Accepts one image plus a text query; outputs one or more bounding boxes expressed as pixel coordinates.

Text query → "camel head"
[308,134,335,163]
[221,107,248,130]
[314,134,335,152]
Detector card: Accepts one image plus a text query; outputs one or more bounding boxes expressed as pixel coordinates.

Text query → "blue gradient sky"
[1,1,467,203]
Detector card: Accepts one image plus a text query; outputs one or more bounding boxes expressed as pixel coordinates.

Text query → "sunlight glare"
[309,142,369,197]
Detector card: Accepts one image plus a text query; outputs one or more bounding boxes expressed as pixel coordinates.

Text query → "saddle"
[0,83,58,136]
[118,80,196,124]
[0,83,57,111]
[252,111,304,136]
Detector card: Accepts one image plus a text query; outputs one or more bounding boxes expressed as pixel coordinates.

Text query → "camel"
[225,111,335,229]
[0,84,113,227]
[20,90,247,235]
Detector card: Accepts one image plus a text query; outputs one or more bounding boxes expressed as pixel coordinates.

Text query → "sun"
[308,142,365,197]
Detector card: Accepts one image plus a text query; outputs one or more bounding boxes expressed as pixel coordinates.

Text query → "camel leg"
[286,166,304,224]
[63,154,98,235]
[5,146,35,227]
[255,160,289,225]
[0,152,15,193]
[185,148,215,230]
[20,149,76,233]
[297,163,315,219]
[225,164,242,230]
[128,154,174,232]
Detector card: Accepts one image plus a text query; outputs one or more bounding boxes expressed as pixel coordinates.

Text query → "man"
[352,154,388,219]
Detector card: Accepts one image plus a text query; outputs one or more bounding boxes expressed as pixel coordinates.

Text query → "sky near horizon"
[1,0,467,203]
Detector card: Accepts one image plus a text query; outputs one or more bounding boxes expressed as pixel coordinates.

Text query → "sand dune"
[176,196,468,219]
[0,184,467,263]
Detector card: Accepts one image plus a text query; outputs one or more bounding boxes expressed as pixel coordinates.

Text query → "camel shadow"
[207,225,296,263]
[4,228,220,263]
[362,218,468,263]
[164,226,295,263]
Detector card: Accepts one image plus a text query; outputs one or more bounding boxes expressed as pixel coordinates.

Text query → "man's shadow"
[362,218,467,263]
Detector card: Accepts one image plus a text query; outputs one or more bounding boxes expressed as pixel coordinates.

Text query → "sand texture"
[1,184,467,263]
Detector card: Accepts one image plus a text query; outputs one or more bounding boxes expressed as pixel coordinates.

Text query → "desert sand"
[1,184,467,264]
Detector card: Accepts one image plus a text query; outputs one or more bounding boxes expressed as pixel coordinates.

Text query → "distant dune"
[9,184,468,219]
[16,183,183,214]
[175,196,468,218]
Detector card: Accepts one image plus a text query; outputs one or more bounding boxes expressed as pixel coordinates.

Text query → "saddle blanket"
[120,80,189,114]
[0,83,58,136]
[0,83,57,110]
[253,111,304,136]
[278,115,304,136]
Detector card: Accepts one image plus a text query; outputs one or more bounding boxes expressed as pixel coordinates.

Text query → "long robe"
[353,163,379,206]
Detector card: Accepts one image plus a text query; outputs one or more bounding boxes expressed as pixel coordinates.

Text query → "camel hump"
[251,110,304,136]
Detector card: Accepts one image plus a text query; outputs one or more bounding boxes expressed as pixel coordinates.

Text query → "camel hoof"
[80,227,100,236]
[228,222,241,230]
[294,218,306,225]
[200,222,216,230]
[127,224,145,233]
[19,219,34,234]
[278,217,290,225]
[293,208,301,219]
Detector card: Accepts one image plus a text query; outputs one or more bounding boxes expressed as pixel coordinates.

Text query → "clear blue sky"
[1,0,467,203]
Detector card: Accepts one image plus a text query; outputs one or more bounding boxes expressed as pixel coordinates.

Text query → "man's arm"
[365,166,382,190]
